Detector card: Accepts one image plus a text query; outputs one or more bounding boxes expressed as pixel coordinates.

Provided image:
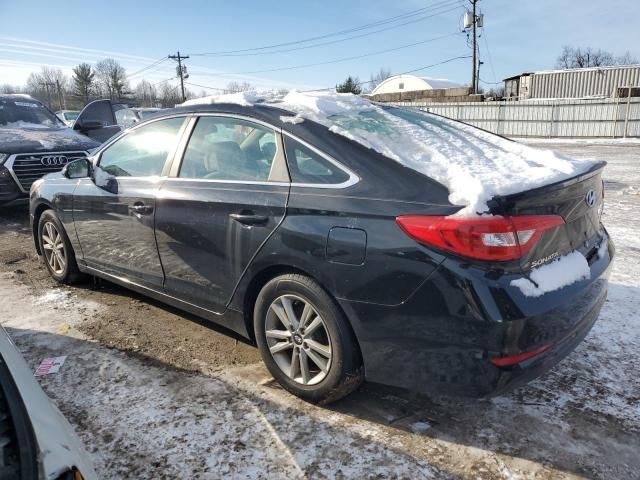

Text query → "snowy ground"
[0,142,638,479]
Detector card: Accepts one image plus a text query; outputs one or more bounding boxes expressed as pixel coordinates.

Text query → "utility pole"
[471,0,478,94]
[465,0,482,94]
[55,79,65,110]
[168,51,190,102]
[39,81,55,109]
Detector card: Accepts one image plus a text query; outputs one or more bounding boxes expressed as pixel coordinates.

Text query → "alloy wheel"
[42,221,66,275]
[265,294,332,386]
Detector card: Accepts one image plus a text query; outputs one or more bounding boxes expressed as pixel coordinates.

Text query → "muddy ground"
[0,142,638,479]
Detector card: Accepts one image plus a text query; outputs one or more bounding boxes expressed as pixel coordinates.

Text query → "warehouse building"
[504,64,640,100]
[371,75,461,95]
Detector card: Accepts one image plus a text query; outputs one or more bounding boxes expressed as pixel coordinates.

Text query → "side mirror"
[62,158,92,179]
[74,119,103,132]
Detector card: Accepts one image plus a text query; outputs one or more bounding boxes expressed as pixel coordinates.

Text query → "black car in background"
[28,101,613,403]
[0,95,100,206]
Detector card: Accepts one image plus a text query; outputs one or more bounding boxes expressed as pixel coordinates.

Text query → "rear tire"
[254,274,364,404]
[37,209,82,284]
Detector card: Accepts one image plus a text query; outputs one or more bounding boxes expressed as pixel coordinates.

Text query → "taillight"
[395,215,564,261]
[490,343,552,367]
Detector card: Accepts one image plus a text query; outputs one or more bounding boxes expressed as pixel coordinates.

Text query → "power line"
[305,54,472,92]
[188,1,462,57]
[194,32,461,78]
[481,26,497,83]
[152,77,175,87]
[127,56,169,79]
[177,54,471,96]
[184,81,226,92]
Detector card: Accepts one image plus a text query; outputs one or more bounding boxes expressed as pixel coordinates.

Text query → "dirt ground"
[0,142,638,479]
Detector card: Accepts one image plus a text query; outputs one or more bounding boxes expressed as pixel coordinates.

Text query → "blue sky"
[0,0,638,93]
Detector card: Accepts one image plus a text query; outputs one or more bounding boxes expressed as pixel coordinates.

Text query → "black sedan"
[29,99,613,403]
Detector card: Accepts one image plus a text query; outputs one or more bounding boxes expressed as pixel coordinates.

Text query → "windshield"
[0,99,64,129]
[63,111,79,121]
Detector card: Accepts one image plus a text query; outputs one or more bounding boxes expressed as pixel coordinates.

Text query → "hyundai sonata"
[29,92,613,403]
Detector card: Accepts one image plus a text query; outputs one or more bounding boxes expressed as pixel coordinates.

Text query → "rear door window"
[179,116,277,182]
[98,117,185,177]
[283,137,350,185]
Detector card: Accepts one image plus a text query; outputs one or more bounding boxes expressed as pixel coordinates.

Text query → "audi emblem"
[40,155,69,166]
[585,189,596,208]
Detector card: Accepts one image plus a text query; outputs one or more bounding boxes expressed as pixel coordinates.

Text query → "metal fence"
[393,97,640,138]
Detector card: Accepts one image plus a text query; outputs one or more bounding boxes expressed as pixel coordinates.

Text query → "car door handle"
[229,212,269,226]
[129,203,153,215]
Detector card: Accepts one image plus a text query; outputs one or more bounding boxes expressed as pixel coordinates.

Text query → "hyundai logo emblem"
[41,155,69,166]
[585,189,596,208]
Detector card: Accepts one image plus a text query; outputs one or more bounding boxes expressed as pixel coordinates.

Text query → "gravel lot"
[0,142,638,479]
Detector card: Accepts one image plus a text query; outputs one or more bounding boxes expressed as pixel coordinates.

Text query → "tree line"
[0,59,261,112]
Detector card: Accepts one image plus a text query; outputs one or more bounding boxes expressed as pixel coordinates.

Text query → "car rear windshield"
[0,99,64,129]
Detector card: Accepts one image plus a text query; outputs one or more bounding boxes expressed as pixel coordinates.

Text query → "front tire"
[254,274,364,404]
[37,209,82,284]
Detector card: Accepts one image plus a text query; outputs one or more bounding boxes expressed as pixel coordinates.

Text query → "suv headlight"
[0,153,8,166]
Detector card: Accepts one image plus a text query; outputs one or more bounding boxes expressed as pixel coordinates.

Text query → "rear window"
[283,137,350,185]
[0,99,63,129]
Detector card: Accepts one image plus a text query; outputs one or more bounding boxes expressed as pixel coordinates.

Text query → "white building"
[371,74,461,95]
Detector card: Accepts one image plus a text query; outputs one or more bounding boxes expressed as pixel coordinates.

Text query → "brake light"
[395,215,564,261]
[490,344,552,367]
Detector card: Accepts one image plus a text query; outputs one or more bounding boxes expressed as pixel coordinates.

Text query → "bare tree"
[224,81,253,94]
[365,67,392,93]
[134,80,158,107]
[95,59,129,100]
[555,46,636,69]
[158,82,183,107]
[617,51,639,65]
[0,84,20,94]
[25,66,69,109]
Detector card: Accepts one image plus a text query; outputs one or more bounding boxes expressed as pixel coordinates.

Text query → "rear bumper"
[339,231,614,397]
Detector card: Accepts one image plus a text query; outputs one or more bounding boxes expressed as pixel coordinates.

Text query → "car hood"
[0,126,100,154]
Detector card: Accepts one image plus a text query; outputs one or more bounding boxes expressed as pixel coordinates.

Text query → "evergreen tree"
[336,76,362,95]
[72,63,94,103]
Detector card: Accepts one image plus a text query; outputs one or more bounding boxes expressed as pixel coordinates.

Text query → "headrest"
[204,141,244,171]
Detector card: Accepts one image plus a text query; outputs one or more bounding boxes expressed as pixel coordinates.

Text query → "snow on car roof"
[180,91,260,107]
[182,90,600,215]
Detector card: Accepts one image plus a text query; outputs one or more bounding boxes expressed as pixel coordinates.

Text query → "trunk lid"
[487,162,606,271]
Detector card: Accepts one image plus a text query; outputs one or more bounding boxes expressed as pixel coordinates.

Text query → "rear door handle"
[129,202,153,215]
[230,212,269,226]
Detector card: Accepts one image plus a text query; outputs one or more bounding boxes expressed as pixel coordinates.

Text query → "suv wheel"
[254,274,364,404]
[38,210,82,284]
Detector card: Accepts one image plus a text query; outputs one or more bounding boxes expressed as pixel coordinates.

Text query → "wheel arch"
[32,201,54,255]
[238,264,361,356]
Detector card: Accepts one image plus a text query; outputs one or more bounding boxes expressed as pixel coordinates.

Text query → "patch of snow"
[280,114,304,125]
[34,289,68,305]
[597,237,609,259]
[277,91,599,215]
[180,91,258,107]
[511,251,591,297]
